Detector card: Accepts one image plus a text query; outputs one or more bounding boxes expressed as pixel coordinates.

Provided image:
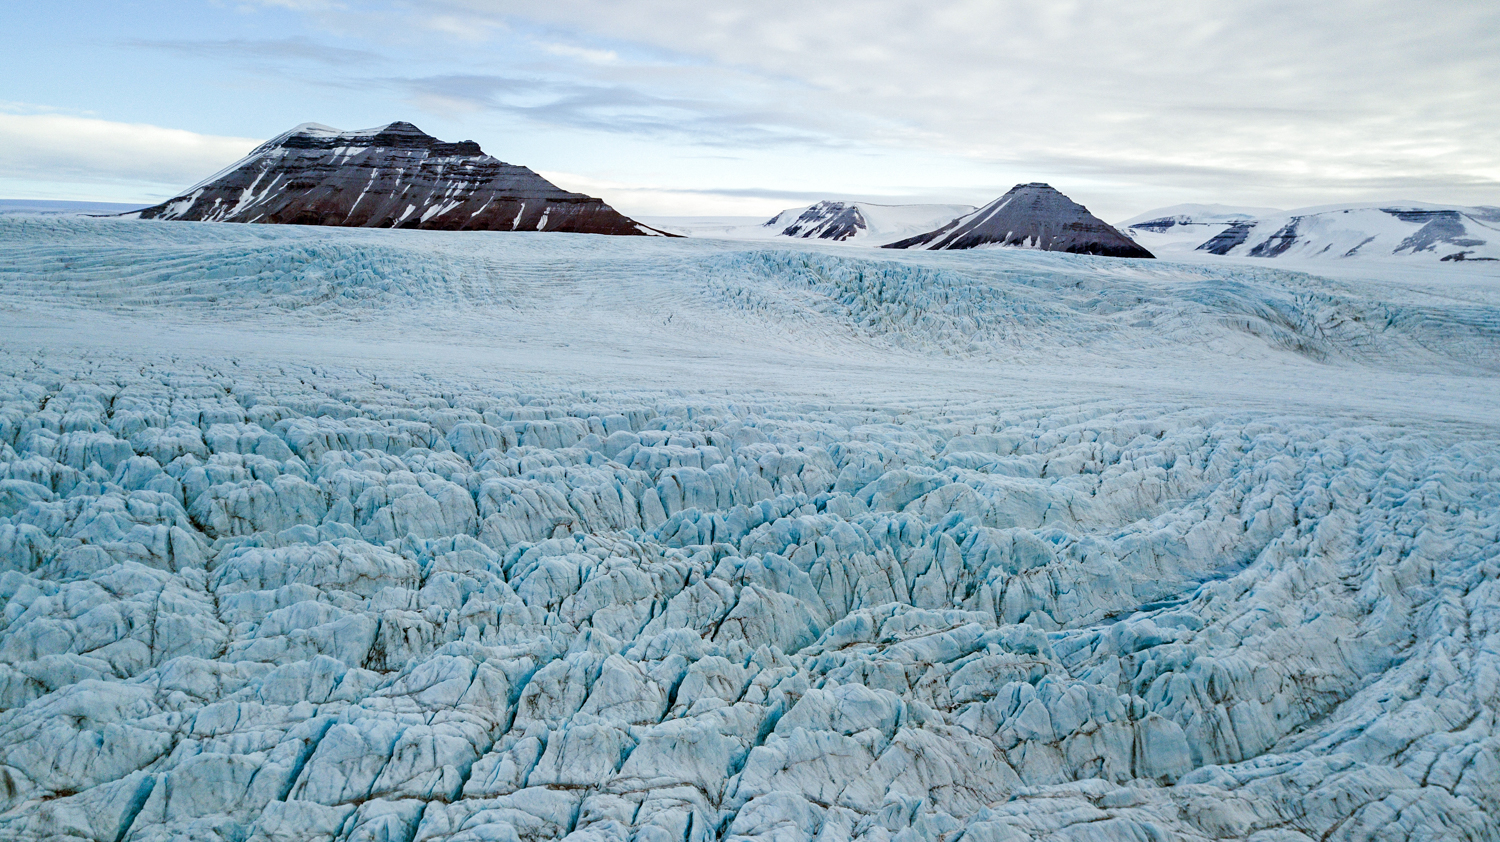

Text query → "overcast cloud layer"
[3,0,1497,218]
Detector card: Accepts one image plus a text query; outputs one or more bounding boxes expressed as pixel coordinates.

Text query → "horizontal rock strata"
[135,121,666,236]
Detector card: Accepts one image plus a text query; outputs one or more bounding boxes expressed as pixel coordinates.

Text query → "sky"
[3,0,1498,221]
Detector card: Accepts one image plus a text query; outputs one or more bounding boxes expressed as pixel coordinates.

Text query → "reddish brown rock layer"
[137,121,668,236]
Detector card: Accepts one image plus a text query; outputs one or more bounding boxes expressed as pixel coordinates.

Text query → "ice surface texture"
[0,218,1498,841]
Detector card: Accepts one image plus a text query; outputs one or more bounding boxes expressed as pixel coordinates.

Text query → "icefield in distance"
[1120,202,1500,264]
[1,215,1499,841]
[640,202,976,246]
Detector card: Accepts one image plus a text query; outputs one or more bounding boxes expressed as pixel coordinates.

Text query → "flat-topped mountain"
[883,183,1154,258]
[133,121,668,236]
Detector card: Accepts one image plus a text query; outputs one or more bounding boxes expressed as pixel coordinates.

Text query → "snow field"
[0,217,1497,841]
[1121,203,1500,264]
[4,217,1499,376]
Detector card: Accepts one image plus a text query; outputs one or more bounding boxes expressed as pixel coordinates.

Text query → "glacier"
[0,215,1499,841]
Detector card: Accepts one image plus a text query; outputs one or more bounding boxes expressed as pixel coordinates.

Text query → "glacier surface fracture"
[1,217,1499,841]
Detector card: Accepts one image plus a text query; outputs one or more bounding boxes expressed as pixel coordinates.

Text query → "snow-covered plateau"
[1,215,1499,842]
[642,202,975,247]
[1121,203,1500,264]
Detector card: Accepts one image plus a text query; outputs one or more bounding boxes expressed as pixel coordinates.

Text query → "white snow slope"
[1,215,1500,842]
[1122,202,1500,263]
[1115,204,1283,254]
[643,203,975,246]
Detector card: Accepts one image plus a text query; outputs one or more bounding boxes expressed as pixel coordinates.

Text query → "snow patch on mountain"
[1116,204,1281,253]
[1124,202,1500,262]
[130,121,669,237]
[762,201,979,244]
[885,184,1154,258]
[640,202,975,247]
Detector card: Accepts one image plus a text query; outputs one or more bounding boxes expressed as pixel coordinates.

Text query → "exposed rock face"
[1247,219,1302,258]
[135,121,668,236]
[759,201,980,246]
[1195,221,1254,255]
[1122,203,1500,262]
[773,200,868,241]
[1117,205,1272,257]
[884,183,1154,257]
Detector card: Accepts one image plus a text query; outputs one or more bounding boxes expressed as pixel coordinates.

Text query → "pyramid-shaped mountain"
[883,183,1153,257]
[135,121,668,236]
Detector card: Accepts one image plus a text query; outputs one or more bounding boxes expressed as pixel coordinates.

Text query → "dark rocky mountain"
[772,201,867,241]
[883,183,1154,258]
[758,200,979,245]
[134,122,668,236]
[1196,222,1254,255]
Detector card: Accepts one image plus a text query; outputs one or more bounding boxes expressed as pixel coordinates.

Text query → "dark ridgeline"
[135,121,669,236]
[884,183,1154,258]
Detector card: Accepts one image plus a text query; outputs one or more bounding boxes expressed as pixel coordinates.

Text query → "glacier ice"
[0,216,1498,841]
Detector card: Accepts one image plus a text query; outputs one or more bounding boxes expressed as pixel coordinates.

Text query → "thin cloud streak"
[379,0,1500,211]
[124,36,381,66]
[0,113,259,200]
[396,73,850,149]
[7,1,1498,214]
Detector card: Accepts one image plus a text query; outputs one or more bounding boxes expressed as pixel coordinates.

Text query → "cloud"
[396,73,850,148]
[536,172,822,216]
[0,114,260,199]
[357,0,1500,211]
[241,0,348,11]
[17,1,1500,212]
[537,170,982,217]
[124,36,380,67]
[537,42,619,66]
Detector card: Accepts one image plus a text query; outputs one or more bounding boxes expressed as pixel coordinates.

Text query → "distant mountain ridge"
[760,201,978,245]
[1122,202,1500,262]
[0,200,149,216]
[132,121,668,236]
[884,183,1154,258]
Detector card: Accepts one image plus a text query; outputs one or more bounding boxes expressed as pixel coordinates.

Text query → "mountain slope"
[1116,203,1281,254]
[1123,202,1500,262]
[884,183,1154,257]
[133,121,667,236]
[762,200,978,244]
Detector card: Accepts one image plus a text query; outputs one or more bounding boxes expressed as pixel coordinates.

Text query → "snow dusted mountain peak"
[767,200,868,241]
[135,121,670,235]
[884,183,1154,257]
[283,121,343,136]
[269,121,487,159]
[752,200,979,245]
